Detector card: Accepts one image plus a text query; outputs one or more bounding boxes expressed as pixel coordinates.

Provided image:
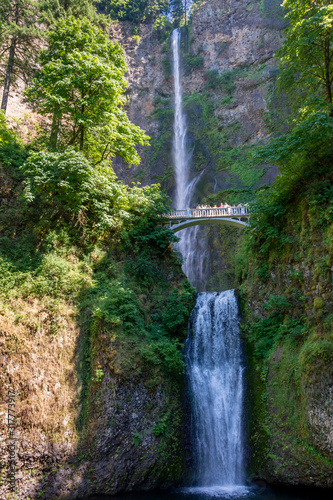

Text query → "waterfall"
[172,28,189,210]
[171,28,209,289]
[171,28,246,494]
[185,290,245,490]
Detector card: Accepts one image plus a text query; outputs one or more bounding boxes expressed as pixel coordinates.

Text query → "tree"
[96,0,169,25]
[253,0,333,173]
[170,0,184,27]
[0,0,41,113]
[38,0,108,29]
[278,0,333,110]
[20,149,127,241]
[20,149,176,245]
[25,17,149,164]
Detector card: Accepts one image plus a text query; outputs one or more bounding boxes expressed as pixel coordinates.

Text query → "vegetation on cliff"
[239,0,333,486]
[0,14,195,497]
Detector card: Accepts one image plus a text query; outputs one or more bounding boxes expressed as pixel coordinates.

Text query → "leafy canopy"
[38,0,107,28]
[96,0,169,24]
[0,111,27,171]
[25,17,149,163]
[278,0,333,108]
[20,149,175,247]
[0,0,42,111]
[253,0,333,173]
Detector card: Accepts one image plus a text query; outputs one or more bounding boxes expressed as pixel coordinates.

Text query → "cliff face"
[0,248,193,499]
[108,0,287,293]
[3,1,285,194]
[240,182,333,487]
[110,0,286,198]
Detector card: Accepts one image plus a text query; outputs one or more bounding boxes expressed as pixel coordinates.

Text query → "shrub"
[162,57,172,78]
[163,282,196,337]
[184,54,204,75]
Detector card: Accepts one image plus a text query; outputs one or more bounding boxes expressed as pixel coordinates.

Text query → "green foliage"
[0,111,27,175]
[82,253,194,378]
[170,0,184,27]
[153,14,173,41]
[257,262,270,281]
[183,91,264,186]
[97,0,169,25]
[278,0,333,109]
[0,246,88,300]
[38,0,107,28]
[20,149,123,242]
[0,0,42,111]
[162,56,172,78]
[132,430,142,445]
[162,282,196,337]
[254,110,333,169]
[152,411,170,436]
[92,367,104,382]
[249,304,307,360]
[25,253,89,299]
[205,67,246,94]
[299,338,333,374]
[183,53,204,75]
[249,2,333,247]
[20,149,178,251]
[25,16,149,162]
[205,188,255,206]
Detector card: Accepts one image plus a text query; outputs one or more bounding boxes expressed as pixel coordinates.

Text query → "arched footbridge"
[165,207,250,232]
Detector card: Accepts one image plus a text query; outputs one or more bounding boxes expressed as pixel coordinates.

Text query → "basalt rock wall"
[110,0,286,199]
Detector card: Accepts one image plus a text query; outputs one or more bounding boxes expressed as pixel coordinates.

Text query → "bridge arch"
[169,217,248,232]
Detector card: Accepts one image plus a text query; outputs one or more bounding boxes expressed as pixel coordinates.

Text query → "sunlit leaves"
[278,0,333,108]
[20,149,174,248]
[25,16,149,163]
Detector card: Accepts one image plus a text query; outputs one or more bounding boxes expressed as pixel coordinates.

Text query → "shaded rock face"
[0,300,185,500]
[32,380,182,499]
[241,202,333,488]
[110,0,286,195]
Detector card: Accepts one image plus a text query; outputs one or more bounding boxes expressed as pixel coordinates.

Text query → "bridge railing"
[167,206,250,219]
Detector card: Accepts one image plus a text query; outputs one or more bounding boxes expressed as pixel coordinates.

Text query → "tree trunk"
[1,35,17,113]
[324,37,332,105]
[79,126,84,150]
[79,104,85,150]
[49,104,61,150]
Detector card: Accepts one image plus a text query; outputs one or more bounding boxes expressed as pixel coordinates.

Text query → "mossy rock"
[314,297,325,309]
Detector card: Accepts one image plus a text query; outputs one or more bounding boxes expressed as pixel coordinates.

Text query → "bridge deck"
[167,207,250,219]
[164,207,250,232]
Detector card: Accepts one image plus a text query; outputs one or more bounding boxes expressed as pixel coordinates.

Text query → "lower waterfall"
[185,290,245,490]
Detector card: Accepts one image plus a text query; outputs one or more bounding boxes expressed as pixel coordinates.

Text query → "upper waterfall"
[171,28,190,210]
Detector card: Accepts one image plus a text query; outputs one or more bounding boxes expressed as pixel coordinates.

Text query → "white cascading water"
[171,28,209,289]
[185,291,245,490]
[171,28,246,491]
[172,28,189,210]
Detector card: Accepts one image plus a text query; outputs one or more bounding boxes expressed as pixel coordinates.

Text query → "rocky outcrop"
[240,194,333,488]
[0,294,188,499]
[110,0,286,196]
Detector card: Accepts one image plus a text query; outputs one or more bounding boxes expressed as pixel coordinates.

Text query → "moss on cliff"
[239,172,333,487]
[0,122,196,498]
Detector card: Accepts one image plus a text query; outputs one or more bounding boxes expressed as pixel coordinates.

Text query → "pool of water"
[87,483,332,500]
